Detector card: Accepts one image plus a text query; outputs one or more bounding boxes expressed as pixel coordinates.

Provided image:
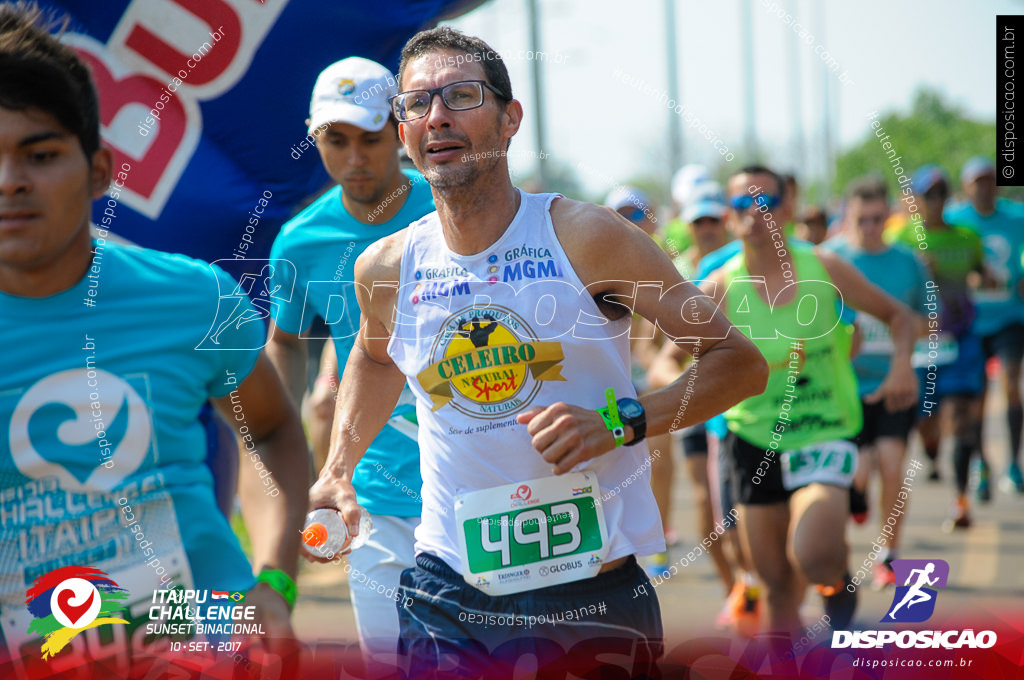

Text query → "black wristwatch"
[616,398,646,446]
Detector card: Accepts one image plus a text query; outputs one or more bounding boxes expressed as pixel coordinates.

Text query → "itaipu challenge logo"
[418,306,565,418]
[25,566,129,660]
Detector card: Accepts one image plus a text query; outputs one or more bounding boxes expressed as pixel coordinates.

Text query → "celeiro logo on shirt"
[417,305,565,418]
[831,559,997,650]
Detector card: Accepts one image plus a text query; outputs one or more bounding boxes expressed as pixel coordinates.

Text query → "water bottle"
[302,507,372,558]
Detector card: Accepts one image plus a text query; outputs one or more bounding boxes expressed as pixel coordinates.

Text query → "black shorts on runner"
[982,322,1024,365]
[724,432,793,506]
[854,398,916,447]
[678,423,709,457]
[397,553,663,678]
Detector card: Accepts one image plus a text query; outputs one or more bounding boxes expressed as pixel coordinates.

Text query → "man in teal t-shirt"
[827,177,929,588]
[265,57,434,661]
[0,7,307,668]
[945,157,1024,494]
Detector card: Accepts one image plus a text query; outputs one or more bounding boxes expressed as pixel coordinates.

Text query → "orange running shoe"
[716,582,761,637]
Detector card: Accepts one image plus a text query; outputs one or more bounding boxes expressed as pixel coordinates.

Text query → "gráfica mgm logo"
[417,305,565,419]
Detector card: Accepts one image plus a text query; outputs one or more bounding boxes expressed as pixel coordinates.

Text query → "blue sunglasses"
[730,193,781,211]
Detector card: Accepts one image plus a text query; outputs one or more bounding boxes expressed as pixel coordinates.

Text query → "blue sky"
[445,0,1011,197]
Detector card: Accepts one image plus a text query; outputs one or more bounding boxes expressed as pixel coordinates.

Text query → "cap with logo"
[683,181,726,223]
[308,56,396,134]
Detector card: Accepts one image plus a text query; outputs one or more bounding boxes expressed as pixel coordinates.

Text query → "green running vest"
[722,244,862,450]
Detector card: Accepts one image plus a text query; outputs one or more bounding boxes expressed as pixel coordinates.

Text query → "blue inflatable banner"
[41,0,482,278]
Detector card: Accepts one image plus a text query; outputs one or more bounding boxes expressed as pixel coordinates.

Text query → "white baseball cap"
[308,56,396,134]
[671,164,711,206]
[682,181,726,223]
[604,185,650,213]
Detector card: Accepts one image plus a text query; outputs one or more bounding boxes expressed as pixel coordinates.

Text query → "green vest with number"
[723,244,862,450]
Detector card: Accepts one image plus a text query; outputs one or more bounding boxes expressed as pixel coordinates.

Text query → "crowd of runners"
[1,4,1021,677]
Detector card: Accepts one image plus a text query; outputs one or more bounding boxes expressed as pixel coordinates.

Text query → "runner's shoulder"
[104,241,227,291]
[548,195,655,278]
[354,227,406,288]
[549,196,636,241]
[276,186,343,239]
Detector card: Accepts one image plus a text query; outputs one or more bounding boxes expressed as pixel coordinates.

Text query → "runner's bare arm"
[817,247,919,411]
[306,232,408,550]
[265,321,309,407]
[212,355,309,635]
[517,199,768,474]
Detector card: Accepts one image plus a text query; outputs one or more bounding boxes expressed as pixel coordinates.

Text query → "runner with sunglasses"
[890,166,989,529]
[689,166,919,636]
[306,27,768,676]
[825,177,930,588]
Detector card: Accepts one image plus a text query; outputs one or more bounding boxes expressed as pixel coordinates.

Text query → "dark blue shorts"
[918,333,986,399]
[396,552,663,678]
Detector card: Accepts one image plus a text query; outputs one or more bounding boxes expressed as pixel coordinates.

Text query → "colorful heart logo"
[56,588,95,627]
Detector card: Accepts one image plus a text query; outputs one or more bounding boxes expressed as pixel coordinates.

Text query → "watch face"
[618,398,643,419]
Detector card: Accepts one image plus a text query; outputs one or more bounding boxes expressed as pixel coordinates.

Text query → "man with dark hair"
[265,55,435,666]
[691,166,918,635]
[0,3,306,668]
[825,176,929,588]
[308,26,768,675]
[796,207,829,245]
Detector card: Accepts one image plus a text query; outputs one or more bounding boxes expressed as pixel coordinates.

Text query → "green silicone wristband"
[596,388,626,447]
[256,568,297,610]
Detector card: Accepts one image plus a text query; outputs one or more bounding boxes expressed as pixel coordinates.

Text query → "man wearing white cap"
[264,56,435,660]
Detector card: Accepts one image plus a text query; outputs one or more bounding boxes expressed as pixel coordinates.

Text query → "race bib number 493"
[455,472,609,596]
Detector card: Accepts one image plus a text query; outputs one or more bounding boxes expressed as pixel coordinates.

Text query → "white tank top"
[387,190,665,570]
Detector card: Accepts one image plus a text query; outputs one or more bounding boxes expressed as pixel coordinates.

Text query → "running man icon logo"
[883,559,950,623]
[198,259,295,350]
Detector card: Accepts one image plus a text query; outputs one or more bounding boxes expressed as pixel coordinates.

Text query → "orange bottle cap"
[302,523,328,547]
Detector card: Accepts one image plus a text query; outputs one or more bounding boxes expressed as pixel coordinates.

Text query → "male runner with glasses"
[825,177,930,588]
[307,27,768,675]
[687,166,918,636]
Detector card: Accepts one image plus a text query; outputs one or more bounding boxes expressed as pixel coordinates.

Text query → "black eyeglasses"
[388,80,507,122]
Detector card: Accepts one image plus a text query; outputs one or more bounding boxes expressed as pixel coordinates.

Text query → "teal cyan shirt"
[0,242,262,606]
[945,198,1024,336]
[827,238,931,395]
[270,169,435,517]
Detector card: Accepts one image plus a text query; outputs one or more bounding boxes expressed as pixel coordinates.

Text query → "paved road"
[291,387,1024,654]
